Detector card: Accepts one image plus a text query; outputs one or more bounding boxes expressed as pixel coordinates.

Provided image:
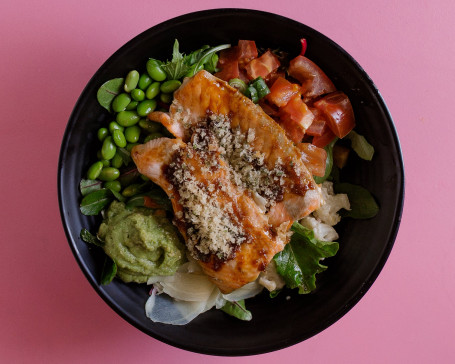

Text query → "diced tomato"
[278,95,314,143]
[312,125,336,148]
[214,60,240,81]
[238,40,258,67]
[258,100,279,119]
[244,51,280,80]
[333,144,350,169]
[266,69,286,85]
[297,143,327,177]
[313,91,355,138]
[218,47,239,66]
[267,77,301,107]
[306,107,326,136]
[288,55,336,99]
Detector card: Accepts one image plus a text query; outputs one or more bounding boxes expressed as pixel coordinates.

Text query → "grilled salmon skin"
[132,137,287,293]
[149,70,321,227]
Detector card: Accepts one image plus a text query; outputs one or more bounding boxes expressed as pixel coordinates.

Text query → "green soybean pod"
[122,183,143,197]
[131,88,145,102]
[124,70,139,92]
[116,110,140,127]
[126,143,139,152]
[111,151,123,169]
[145,82,160,100]
[100,159,110,167]
[104,180,122,193]
[112,129,127,148]
[109,121,124,134]
[112,93,131,112]
[138,73,152,90]
[97,127,109,141]
[124,125,141,143]
[101,136,116,160]
[86,161,103,180]
[98,167,120,181]
[137,99,157,117]
[146,59,166,81]
[144,132,163,143]
[160,80,181,94]
[160,93,172,104]
[138,119,161,133]
[125,100,139,111]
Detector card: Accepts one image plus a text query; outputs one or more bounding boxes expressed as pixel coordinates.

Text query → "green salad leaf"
[80,179,102,196]
[334,183,379,219]
[314,138,338,184]
[161,40,191,80]
[80,188,112,216]
[100,255,117,285]
[346,130,375,161]
[274,222,339,294]
[96,78,124,112]
[221,300,252,321]
[80,229,103,247]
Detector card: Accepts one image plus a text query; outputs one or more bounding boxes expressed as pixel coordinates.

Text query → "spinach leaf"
[334,183,379,219]
[80,188,112,216]
[346,131,374,161]
[116,147,131,166]
[80,228,103,247]
[314,138,338,184]
[192,44,230,77]
[96,78,124,112]
[274,222,339,294]
[221,300,252,321]
[100,255,117,285]
[109,188,125,202]
[80,179,102,196]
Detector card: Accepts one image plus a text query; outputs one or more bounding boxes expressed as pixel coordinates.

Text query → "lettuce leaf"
[273,222,339,294]
[220,300,252,321]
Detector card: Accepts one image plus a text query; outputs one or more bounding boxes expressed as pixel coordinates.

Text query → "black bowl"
[58,9,404,356]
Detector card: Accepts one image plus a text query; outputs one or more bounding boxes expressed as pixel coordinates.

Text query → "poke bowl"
[58,8,404,356]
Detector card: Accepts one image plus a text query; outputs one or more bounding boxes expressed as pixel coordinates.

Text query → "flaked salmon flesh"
[132,70,322,293]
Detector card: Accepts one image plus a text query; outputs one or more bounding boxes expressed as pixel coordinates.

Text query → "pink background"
[1,0,454,362]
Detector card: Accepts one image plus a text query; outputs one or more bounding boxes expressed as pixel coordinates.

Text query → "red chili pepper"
[300,38,307,56]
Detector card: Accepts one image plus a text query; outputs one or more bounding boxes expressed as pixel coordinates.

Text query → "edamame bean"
[112,129,127,148]
[97,127,109,141]
[124,70,139,92]
[98,167,120,181]
[100,159,110,167]
[159,93,172,104]
[86,161,103,180]
[144,132,163,143]
[145,82,160,99]
[126,143,139,152]
[146,59,166,81]
[109,121,124,134]
[131,88,145,102]
[138,119,161,133]
[125,100,138,110]
[122,183,143,197]
[124,125,141,143]
[138,73,152,90]
[101,136,116,160]
[137,99,157,117]
[104,180,122,193]
[116,110,140,127]
[160,80,181,93]
[112,93,131,112]
[111,152,123,169]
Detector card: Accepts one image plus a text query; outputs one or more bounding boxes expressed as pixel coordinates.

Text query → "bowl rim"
[58,8,405,356]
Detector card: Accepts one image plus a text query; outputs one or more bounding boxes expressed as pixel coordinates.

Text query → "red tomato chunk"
[267,77,301,107]
[245,51,280,80]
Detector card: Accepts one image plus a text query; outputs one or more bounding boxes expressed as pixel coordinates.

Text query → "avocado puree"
[98,201,185,283]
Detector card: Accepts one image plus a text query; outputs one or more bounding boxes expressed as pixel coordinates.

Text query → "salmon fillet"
[149,70,321,227]
[132,137,287,293]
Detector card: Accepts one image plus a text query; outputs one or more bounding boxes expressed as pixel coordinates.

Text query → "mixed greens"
[79,39,378,323]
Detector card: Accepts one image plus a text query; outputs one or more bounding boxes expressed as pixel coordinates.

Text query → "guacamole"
[98,201,185,283]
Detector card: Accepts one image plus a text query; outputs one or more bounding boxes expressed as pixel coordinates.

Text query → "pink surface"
[1,0,454,362]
